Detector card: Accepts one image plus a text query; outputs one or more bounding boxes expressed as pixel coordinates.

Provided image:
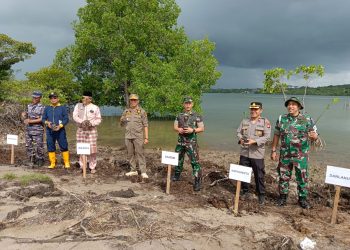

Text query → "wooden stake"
[10,144,15,165]
[331,186,341,224]
[166,164,172,194]
[233,180,241,215]
[82,155,87,179]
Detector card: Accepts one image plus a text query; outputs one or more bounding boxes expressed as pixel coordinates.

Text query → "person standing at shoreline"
[120,94,149,179]
[41,92,70,169]
[271,97,318,209]
[173,96,205,192]
[237,102,271,205]
[73,91,102,174]
[21,91,45,167]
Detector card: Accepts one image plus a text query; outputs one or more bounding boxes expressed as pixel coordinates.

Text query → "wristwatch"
[271,149,276,153]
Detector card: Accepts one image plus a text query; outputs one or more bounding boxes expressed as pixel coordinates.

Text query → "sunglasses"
[49,96,58,99]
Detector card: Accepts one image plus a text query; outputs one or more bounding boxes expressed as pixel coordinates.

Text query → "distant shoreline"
[206,84,350,96]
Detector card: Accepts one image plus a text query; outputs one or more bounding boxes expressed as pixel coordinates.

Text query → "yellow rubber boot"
[48,152,56,169]
[62,151,70,169]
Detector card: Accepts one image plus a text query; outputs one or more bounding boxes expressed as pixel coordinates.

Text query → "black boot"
[277,194,288,206]
[36,159,44,167]
[172,172,181,181]
[298,197,311,209]
[193,177,201,192]
[258,194,265,205]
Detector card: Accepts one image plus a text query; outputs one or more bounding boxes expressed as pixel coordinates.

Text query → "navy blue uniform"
[42,104,69,152]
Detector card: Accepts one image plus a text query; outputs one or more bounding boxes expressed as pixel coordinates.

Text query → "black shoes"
[36,159,44,167]
[172,172,181,181]
[193,177,201,192]
[277,194,288,206]
[258,194,265,205]
[298,197,311,209]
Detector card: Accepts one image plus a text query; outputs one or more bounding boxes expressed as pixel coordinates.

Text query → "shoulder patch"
[266,119,271,128]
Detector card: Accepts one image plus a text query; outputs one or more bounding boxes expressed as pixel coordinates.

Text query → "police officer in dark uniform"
[237,102,271,204]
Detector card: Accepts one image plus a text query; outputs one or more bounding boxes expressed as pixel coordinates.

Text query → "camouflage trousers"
[175,142,201,177]
[277,156,309,197]
[25,131,45,161]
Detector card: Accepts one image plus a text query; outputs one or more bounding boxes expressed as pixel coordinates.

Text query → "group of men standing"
[23,90,102,173]
[22,90,319,209]
[236,97,318,209]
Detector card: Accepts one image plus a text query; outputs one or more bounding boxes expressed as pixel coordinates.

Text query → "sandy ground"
[0,145,349,249]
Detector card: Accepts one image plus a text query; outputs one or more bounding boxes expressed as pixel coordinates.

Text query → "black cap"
[285,97,303,110]
[48,92,58,98]
[83,91,92,97]
[32,91,42,98]
[249,102,262,109]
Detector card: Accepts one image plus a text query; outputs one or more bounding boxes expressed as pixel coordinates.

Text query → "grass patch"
[19,173,53,186]
[2,173,17,180]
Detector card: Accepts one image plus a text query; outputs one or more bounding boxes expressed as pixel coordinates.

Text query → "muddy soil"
[0,145,349,249]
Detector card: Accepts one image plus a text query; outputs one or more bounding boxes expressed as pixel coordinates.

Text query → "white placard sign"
[325,165,350,188]
[76,143,91,155]
[7,134,18,145]
[161,151,179,166]
[229,164,252,183]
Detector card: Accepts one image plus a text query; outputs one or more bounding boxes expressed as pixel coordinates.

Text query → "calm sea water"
[66,93,350,168]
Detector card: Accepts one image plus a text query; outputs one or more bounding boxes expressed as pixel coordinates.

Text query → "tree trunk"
[124,81,129,108]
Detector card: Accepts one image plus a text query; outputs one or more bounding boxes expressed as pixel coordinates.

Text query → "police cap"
[249,102,262,109]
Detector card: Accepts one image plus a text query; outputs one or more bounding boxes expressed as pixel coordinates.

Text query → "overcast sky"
[1,0,350,88]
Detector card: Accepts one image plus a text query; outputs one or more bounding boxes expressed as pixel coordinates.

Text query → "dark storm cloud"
[1,0,349,87]
[0,0,86,77]
[177,0,350,87]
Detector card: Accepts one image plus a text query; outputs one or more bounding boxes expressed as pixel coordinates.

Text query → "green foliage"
[280,84,350,96]
[262,65,325,98]
[131,38,220,114]
[314,97,341,124]
[294,65,324,80]
[206,88,258,93]
[0,34,36,100]
[25,66,80,105]
[208,84,350,96]
[1,79,33,105]
[54,0,220,115]
[2,173,17,181]
[263,67,289,94]
[19,173,53,186]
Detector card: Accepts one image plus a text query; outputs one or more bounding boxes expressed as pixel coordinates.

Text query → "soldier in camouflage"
[271,97,318,209]
[21,91,45,167]
[173,96,205,192]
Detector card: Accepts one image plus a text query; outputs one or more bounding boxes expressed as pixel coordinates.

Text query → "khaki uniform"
[121,106,148,173]
[237,117,271,194]
[237,118,271,159]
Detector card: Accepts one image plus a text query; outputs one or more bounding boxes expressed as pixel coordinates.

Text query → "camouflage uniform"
[274,113,316,198]
[25,103,45,163]
[174,112,204,177]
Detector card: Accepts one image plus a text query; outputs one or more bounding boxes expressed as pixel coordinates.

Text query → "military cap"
[249,102,262,109]
[48,92,58,98]
[32,90,42,98]
[183,96,193,103]
[83,90,93,97]
[129,94,139,100]
[285,96,303,110]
